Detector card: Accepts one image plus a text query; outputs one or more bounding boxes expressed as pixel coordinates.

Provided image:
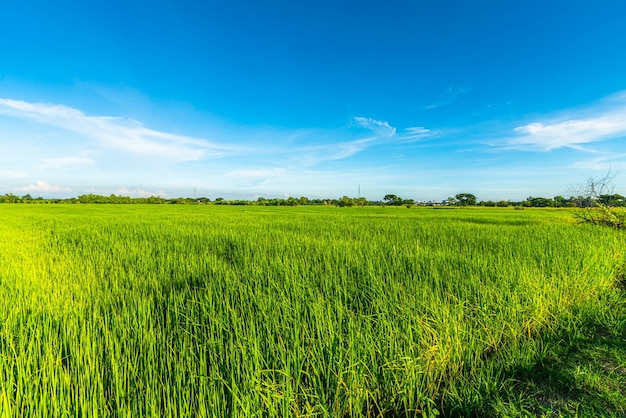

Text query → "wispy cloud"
[424,82,468,110]
[352,116,397,137]
[512,117,626,150]
[271,117,400,168]
[0,97,443,198]
[18,180,72,193]
[0,98,230,162]
[268,140,369,169]
[324,137,379,161]
[400,126,435,142]
[508,93,626,151]
[353,118,436,143]
[280,117,437,167]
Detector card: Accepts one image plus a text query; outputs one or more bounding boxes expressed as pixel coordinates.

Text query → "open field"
[0,205,624,417]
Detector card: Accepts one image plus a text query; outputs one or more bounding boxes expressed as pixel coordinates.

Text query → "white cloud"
[353,118,436,144]
[401,126,434,142]
[0,98,230,163]
[40,156,95,169]
[353,116,397,137]
[285,117,435,167]
[287,136,379,168]
[509,94,626,151]
[327,137,377,160]
[18,180,72,193]
[255,118,401,169]
[512,117,626,150]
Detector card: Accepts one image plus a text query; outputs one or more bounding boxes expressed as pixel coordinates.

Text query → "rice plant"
[0,205,624,416]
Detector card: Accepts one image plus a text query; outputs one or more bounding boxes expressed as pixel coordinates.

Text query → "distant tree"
[497,200,509,207]
[0,193,20,203]
[598,194,626,207]
[147,195,167,204]
[526,196,554,207]
[337,196,354,207]
[78,194,111,204]
[553,195,567,207]
[383,194,402,206]
[402,199,415,208]
[455,193,477,206]
[169,197,190,204]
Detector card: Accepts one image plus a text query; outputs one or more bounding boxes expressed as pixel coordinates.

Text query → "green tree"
[553,195,567,207]
[455,193,477,206]
[598,194,625,207]
[526,197,554,207]
[0,193,20,203]
[337,196,354,207]
[383,194,402,206]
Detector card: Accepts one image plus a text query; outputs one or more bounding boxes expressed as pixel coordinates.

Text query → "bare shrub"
[571,171,626,229]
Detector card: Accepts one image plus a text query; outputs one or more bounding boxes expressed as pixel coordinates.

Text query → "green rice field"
[0,205,625,417]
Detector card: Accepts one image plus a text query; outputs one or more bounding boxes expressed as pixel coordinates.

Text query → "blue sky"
[1,0,626,201]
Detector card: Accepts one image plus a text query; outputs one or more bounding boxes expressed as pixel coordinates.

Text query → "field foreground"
[0,205,624,417]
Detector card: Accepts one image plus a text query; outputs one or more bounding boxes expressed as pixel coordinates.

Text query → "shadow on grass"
[490,299,626,417]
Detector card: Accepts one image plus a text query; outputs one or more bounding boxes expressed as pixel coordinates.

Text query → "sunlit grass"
[0,205,624,416]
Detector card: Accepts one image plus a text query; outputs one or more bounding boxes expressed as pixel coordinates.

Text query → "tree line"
[1,192,624,208]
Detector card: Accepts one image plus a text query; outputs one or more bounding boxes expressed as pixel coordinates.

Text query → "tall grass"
[0,205,623,416]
